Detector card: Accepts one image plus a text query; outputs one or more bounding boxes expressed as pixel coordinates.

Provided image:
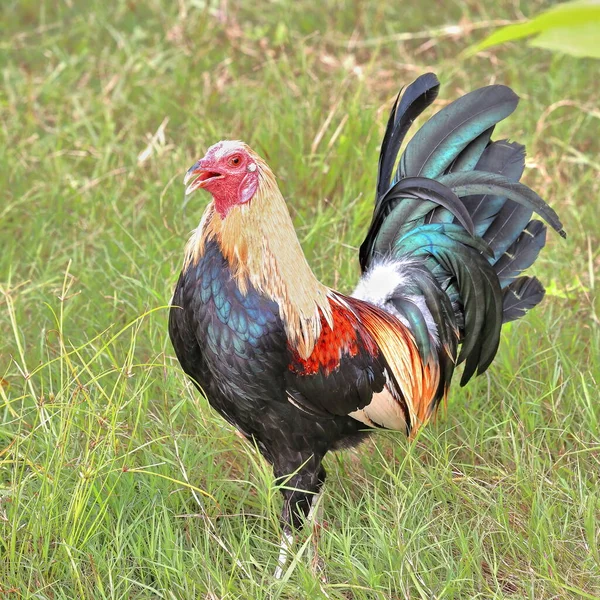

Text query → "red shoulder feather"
[289,296,378,376]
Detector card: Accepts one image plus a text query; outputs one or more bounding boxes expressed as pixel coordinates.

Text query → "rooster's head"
[184,140,261,218]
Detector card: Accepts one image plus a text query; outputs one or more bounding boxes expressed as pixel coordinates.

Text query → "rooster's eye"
[229,155,241,166]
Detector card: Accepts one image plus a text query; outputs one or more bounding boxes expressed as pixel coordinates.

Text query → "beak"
[183,159,224,196]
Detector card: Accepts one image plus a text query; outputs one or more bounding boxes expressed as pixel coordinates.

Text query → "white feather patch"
[352,259,410,306]
[353,258,439,342]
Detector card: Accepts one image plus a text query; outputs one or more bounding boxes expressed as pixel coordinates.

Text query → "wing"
[285,293,441,434]
[285,294,388,418]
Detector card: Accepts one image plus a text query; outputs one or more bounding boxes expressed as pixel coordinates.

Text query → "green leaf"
[464,0,600,59]
[530,22,600,58]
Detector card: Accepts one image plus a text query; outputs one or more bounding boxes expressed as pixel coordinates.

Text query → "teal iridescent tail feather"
[358,74,565,390]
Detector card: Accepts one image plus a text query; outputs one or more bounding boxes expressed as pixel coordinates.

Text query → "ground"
[1,0,599,598]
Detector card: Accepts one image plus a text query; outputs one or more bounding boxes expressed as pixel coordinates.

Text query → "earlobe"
[239,173,259,204]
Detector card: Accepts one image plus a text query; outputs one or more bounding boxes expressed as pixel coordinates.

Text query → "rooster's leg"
[307,487,327,580]
[273,459,326,578]
[307,486,324,524]
[274,527,294,579]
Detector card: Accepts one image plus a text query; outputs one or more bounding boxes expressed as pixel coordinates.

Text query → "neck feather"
[183,158,332,359]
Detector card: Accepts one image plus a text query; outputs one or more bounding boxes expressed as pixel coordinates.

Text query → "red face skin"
[184,141,260,218]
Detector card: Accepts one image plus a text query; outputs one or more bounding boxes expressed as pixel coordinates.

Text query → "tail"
[355,73,565,408]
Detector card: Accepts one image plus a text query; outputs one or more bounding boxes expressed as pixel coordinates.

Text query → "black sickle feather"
[377,73,440,201]
[360,176,477,269]
[400,85,519,180]
[438,171,566,239]
[389,177,475,234]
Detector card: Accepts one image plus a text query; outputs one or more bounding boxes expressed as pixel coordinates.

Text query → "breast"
[171,241,290,409]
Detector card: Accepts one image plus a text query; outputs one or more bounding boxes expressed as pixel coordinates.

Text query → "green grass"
[1,0,599,598]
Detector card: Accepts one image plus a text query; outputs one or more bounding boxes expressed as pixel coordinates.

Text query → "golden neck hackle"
[183,151,332,359]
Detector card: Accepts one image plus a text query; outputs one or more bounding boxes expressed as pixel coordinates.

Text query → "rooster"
[169,73,564,576]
